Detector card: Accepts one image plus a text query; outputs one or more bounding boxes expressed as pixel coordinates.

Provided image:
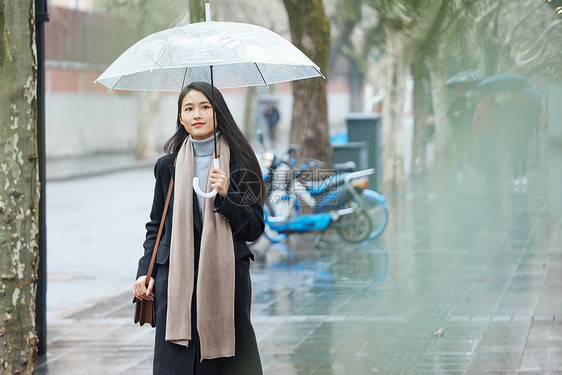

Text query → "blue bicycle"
[259,145,389,244]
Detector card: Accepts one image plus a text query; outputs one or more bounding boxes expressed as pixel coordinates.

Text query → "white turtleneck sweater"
[190,133,220,214]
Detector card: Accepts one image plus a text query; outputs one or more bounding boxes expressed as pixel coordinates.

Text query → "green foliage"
[189,0,205,23]
[371,0,416,29]
[95,0,189,36]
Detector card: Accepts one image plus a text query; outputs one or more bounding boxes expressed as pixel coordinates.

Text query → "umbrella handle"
[193,158,219,199]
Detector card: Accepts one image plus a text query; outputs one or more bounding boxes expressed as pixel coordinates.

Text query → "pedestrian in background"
[447,84,474,178]
[501,90,540,187]
[133,81,266,374]
[263,103,280,144]
[472,91,501,179]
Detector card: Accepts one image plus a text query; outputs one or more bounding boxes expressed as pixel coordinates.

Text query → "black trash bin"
[346,113,382,190]
[332,141,368,171]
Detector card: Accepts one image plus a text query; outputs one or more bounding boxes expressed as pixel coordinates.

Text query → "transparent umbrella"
[95,16,322,91]
[96,4,323,198]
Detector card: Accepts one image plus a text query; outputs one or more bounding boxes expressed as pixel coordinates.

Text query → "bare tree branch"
[504,2,542,48]
[515,41,547,67]
[475,1,501,26]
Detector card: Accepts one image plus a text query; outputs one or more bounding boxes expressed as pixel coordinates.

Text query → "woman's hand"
[209,168,229,197]
[133,275,154,301]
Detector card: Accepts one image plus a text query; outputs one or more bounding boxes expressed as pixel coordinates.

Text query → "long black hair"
[164,81,266,205]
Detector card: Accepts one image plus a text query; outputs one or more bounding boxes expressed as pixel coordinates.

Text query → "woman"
[133,81,266,374]
[502,91,540,186]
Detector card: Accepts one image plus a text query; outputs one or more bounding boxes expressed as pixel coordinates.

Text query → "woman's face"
[179,89,216,140]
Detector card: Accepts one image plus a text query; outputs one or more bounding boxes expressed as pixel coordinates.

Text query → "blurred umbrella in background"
[523,85,546,101]
[477,72,529,92]
[445,70,483,89]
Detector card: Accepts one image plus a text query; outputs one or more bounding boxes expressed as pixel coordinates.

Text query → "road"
[39,143,562,374]
[46,167,155,318]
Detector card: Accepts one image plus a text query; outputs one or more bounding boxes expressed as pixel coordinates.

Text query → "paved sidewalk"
[36,142,562,374]
[46,152,157,182]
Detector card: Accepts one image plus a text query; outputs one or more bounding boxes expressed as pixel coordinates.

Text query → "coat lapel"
[193,190,203,234]
[168,163,175,179]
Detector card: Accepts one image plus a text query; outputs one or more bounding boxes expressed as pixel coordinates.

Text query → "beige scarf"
[166,135,235,360]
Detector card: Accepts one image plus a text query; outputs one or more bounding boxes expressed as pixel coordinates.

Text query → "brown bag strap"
[145,159,175,285]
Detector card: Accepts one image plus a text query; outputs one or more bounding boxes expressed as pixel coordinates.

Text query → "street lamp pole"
[35,0,49,357]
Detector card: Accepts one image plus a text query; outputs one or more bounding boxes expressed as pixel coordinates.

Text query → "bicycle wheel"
[336,210,372,243]
[362,190,389,239]
[263,202,287,243]
[367,199,388,239]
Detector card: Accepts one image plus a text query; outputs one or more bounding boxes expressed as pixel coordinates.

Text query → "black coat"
[136,153,264,375]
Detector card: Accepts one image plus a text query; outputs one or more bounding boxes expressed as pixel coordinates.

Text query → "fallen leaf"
[430,326,444,338]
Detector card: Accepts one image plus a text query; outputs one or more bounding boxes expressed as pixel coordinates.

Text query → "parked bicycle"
[257,141,388,245]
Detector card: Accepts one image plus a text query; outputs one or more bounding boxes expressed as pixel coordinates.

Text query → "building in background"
[44,3,359,159]
[49,0,94,11]
[45,5,148,158]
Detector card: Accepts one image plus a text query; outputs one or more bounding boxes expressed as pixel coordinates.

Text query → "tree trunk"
[189,0,205,23]
[427,53,453,166]
[243,86,257,141]
[135,91,159,159]
[484,11,499,76]
[381,27,407,191]
[327,0,361,76]
[410,57,429,176]
[0,1,40,373]
[283,0,332,165]
[348,58,365,112]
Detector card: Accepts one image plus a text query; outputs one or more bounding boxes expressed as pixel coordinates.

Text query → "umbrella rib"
[109,76,124,92]
[181,67,189,90]
[147,53,182,91]
[151,28,182,72]
[315,66,326,79]
[254,63,268,86]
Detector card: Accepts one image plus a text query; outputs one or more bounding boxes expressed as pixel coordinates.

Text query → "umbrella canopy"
[477,72,529,92]
[445,70,483,89]
[523,86,545,100]
[95,21,323,92]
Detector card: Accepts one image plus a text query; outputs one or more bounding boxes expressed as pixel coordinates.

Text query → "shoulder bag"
[133,168,174,327]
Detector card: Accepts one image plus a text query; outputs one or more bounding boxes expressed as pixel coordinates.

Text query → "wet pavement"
[36,139,562,374]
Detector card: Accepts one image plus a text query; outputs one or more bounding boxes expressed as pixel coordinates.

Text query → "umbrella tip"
[205,3,211,22]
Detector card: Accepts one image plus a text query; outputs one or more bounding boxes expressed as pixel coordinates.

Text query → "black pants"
[153,259,262,375]
[452,130,472,171]
[509,140,529,179]
[477,136,499,179]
